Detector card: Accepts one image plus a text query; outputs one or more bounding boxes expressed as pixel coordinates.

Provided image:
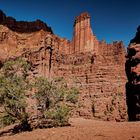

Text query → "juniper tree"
[0,58,31,130]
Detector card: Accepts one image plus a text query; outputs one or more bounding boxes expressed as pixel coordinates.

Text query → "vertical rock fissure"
[47,46,53,77]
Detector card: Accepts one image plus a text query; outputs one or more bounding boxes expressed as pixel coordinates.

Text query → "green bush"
[0,57,79,130]
[66,87,79,104]
[34,77,79,127]
[0,113,16,127]
[44,105,70,126]
[0,58,31,129]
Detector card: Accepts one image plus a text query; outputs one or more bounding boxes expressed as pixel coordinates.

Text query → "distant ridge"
[0,10,53,33]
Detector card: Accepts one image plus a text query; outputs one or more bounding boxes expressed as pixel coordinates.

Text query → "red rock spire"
[72,12,98,53]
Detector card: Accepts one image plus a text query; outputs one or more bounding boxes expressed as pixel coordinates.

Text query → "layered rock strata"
[0,11,127,121]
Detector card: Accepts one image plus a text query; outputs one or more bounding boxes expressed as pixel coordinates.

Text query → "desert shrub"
[0,113,16,127]
[66,87,79,104]
[0,58,79,130]
[44,105,70,126]
[34,77,79,127]
[0,58,31,129]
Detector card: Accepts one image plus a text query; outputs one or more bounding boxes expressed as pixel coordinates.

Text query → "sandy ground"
[0,118,140,140]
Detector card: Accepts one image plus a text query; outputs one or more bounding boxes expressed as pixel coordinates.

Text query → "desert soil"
[0,118,140,140]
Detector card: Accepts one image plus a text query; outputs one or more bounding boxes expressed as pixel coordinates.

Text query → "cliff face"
[0,10,53,33]
[0,11,128,121]
[126,26,140,121]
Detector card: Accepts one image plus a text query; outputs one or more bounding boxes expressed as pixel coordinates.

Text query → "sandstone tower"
[72,12,98,53]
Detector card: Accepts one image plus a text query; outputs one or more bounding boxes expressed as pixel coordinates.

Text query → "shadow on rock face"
[125,82,140,121]
[126,26,140,121]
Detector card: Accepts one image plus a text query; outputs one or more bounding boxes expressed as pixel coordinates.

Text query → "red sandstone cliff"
[0,11,127,121]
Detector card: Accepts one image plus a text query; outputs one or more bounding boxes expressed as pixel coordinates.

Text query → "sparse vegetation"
[34,77,79,127]
[0,58,31,130]
[44,105,70,126]
[66,87,79,104]
[0,58,79,132]
[0,113,16,127]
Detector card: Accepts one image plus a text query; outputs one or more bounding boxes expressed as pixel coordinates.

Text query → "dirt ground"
[0,118,140,140]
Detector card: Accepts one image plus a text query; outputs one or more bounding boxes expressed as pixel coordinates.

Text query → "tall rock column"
[125,26,140,121]
[72,12,98,53]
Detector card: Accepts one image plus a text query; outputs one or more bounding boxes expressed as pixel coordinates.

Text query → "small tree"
[0,58,31,130]
[34,77,79,127]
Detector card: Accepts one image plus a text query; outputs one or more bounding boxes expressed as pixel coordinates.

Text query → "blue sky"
[0,0,140,47]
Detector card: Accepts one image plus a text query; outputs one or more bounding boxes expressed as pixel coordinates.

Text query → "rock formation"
[0,10,128,121]
[126,26,140,121]
[0,10,53,33]
[71,12,98,53]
